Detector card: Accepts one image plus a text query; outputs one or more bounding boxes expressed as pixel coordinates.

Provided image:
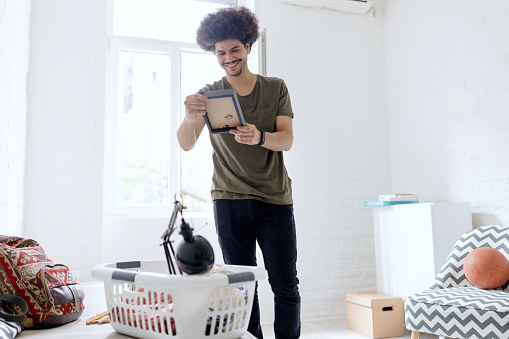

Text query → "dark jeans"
[213,199,301,339]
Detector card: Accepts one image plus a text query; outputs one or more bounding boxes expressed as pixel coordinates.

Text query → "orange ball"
[464,247,509,289]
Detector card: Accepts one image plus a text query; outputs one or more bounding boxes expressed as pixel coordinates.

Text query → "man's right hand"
[183,89,208,123]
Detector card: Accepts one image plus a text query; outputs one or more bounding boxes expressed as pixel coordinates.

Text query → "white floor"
[17,282,439,339]
[261,319,439,339]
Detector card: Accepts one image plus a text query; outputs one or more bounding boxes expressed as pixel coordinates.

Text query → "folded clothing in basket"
[205,266,249,336]
[112,287,176,335]
[204,265,235,275]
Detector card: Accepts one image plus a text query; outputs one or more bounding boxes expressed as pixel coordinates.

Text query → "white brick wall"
[384,0,509,228]
[0,0,31,235]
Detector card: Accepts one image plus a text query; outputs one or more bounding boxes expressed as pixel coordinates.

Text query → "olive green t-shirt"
[202,75,294,205]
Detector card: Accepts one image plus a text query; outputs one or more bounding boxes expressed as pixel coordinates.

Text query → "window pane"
[117,50,171,206]
[180,51,225,211]
[113,0,230,43]
[248,39,259,75]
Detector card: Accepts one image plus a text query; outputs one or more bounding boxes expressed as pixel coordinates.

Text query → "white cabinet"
[371,202,472,299]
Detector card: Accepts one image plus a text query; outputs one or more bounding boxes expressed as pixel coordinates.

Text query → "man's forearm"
[177,119,197,151]
[262,130,293,152]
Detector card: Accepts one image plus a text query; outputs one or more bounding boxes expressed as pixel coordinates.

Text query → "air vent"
[280,0,374,15]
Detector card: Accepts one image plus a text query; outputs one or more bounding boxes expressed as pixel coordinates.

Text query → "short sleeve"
[277,80,294,118]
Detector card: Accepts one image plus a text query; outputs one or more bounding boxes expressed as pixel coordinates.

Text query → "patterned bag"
[0,236,85,329]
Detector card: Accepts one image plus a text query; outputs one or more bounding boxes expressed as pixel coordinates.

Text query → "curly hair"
[196,7,259,53]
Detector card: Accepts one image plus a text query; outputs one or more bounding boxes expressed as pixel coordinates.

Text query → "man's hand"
[183,89,208,123]
[178,89,208,151]
[229,123,262,145]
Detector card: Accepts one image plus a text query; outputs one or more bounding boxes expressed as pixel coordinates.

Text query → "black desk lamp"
[161,195,214,275]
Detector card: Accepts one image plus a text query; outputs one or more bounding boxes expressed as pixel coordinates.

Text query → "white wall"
[14,0,509,325]
[257,0,389,319]
[384,0,509,228]
[0,0,31,235]
[23,0,106,280]
[21,0,390,322]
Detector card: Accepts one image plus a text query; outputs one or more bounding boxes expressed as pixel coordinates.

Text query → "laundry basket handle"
[112,270,137,282]
[227,271,255,284]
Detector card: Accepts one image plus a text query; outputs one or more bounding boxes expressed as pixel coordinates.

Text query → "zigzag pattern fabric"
[405,299,509,339]
[405,225,509,339]
[410,287,509,312]
[431,225,509,290]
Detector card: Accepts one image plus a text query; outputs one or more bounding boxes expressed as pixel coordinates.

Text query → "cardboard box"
[345,291,404,338]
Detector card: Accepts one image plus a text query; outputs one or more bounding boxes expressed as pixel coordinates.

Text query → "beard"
[223,58,247,77]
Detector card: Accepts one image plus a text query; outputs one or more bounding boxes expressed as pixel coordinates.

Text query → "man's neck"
[226,70,257,96]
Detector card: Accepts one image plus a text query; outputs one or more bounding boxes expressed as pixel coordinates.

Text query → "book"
[378,194,419,202]
[364,201,419,207]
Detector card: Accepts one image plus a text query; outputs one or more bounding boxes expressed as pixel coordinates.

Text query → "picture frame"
[201,89,246,134]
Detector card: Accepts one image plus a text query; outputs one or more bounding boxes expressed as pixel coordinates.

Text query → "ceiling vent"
[280,0,374,15]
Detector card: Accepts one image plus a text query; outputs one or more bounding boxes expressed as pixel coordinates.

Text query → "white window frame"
[105,37,201,217]
[104,2,218,217]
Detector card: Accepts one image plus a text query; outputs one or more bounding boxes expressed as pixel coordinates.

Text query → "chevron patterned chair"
[405,225,509,339]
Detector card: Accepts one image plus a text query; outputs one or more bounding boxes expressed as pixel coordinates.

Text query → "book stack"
[364,194,420,207]
[378,194,419,202]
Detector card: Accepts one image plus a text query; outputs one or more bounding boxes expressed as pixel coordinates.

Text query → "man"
[177,7,300,339]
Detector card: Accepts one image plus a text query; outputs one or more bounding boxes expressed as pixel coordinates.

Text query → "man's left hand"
[229,123,262,145]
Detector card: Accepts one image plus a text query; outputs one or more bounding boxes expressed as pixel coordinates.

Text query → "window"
[105,0,258,216]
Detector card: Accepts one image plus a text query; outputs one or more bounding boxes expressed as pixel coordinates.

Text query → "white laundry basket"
[92,260,267,339]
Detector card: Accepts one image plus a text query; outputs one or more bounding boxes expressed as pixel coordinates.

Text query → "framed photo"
[201,89,246,134]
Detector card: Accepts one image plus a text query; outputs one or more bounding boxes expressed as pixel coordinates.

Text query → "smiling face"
[215,39,250,77]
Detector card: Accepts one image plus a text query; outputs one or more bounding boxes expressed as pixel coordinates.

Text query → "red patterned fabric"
[0,236,85,328]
